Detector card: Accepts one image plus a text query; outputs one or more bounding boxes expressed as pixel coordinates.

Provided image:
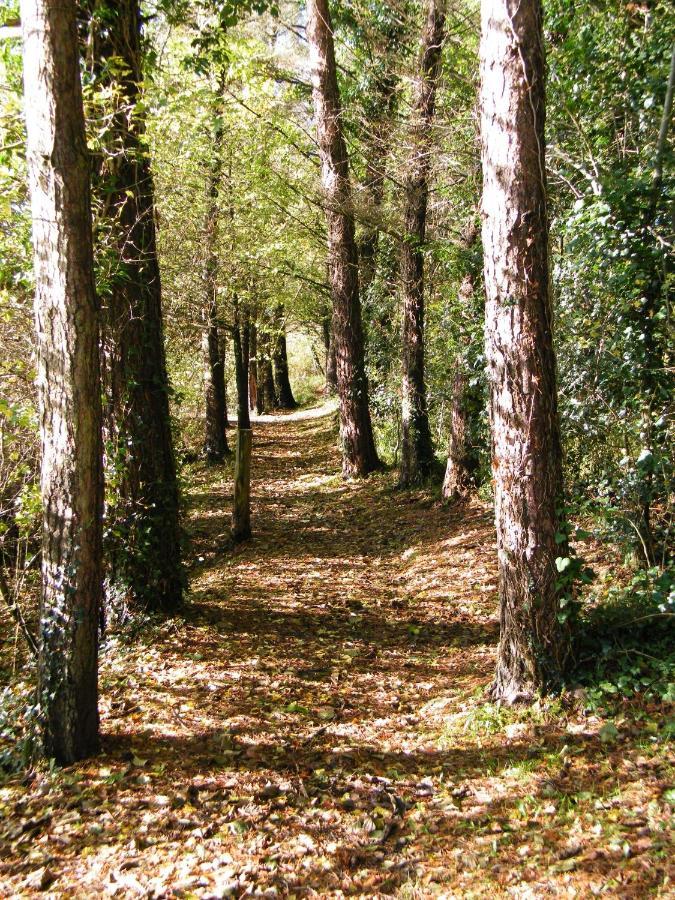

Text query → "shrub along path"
[0,404,673,897]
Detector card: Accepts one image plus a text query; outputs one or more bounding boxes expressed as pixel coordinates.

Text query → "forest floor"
[0,403,673,898]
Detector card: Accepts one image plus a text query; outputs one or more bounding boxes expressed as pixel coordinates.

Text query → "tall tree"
[352,43,399,297]
[218,330,230,429]
[358,107,392,297]
[442,350,475,501]
[258,325,278,413]
[480,0,568,700]
[89,0,183,612]
[442,221,481,502]
[272,303,297,409]
[202,84,229,462]
[399,0,445,486]
[322,309,338,396]
[233,302,252,430]
[307,0,379,477]
[232,300,252,542]
[21,0,103,762]
[248,322,261,414]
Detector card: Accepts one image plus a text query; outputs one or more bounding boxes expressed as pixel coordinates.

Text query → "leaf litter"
[0,406,673,897]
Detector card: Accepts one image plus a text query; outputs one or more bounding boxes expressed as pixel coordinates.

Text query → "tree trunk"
[219,330,230,429]
[258,328,278,413]
[233,305,251,431]
[21,0,103,763]
[323,313,338,396]
[272,304,297,409]
[358,83,396,297]
[261,359,277,413]
[203,312,228,461]
[202,88,228,462]
[443,222,481,501]
[249,324,261,415]
[307,0,379,477]
[232,306,252,543]
[480,0,568,701]
[232,428,252,543]
[442,344,473,502]
[91,0,182,613]
[399,0,445,487]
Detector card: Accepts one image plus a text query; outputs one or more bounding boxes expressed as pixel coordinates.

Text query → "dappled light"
[1,0,673,894]
[1,409,672,896]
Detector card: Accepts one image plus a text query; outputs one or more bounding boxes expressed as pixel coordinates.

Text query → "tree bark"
[443,222,480,501]
[202,88,228,462]
[21,0,103,763]
[442,339,474,502]
[249,323,262,415]
[480,0,568,701]
[272,304,298,409]
[399,0,445,487]
[202,312,228,461]
[232,428,252,543]
[90,0,182,613]
[232,305,252,543]
[307,0,379,477]
[258,327,278,413]
[358,80,397,297]
[219,330,230,429]
[323,313,338,396]
[233,304,251,431]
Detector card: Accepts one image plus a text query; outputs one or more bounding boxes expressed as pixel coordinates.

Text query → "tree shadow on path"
[4,406,669,898]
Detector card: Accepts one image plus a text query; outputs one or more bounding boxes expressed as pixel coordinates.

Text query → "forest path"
[2,405,672,898]
[180,403,499,771]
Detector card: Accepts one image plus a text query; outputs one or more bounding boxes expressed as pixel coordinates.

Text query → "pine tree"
[480,0,569,700]
[400,0,445,487]
[307,0,379,478]
[21,0,103,762]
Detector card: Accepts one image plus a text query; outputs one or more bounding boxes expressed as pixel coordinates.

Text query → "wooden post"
[232,428,252,542]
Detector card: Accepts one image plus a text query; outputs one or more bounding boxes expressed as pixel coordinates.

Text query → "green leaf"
[598,722,619,743]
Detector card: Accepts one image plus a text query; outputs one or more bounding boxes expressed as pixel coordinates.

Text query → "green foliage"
[547,0,674,563]
[553,516,596,625]
[2,0,673,784]
[148,11,327,438]
[0,1,19,27]
[286,332,325,407]
[0,36,40,616]
[441,694,564,743]
[573,567,675,706]
[0,681,40,775]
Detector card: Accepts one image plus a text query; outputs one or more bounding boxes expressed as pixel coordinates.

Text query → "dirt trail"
[1,406,672,898]
[168,406,501,893]
[185,404,498,754]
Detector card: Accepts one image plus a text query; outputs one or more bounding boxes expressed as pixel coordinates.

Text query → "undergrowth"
[0,679,39,776]
[571,566,675,709]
